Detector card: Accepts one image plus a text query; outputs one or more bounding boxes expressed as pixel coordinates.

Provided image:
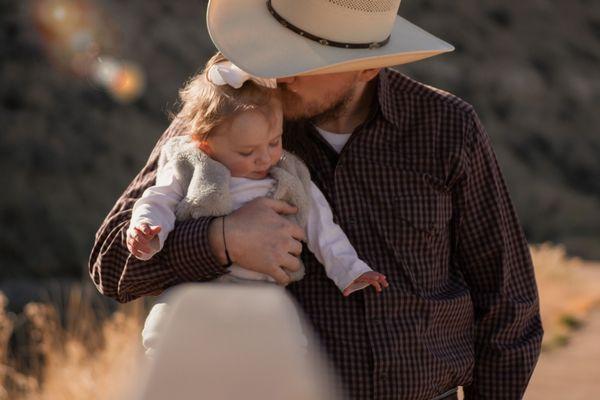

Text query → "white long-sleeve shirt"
[130,160,373,294]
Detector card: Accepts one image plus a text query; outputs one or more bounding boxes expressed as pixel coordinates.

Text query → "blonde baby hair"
[175,52,280,146]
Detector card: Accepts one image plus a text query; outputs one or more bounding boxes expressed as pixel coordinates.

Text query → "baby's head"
[176,53,283,180]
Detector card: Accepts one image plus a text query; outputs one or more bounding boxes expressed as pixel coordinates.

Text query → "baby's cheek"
[227,159,254,177]
[271,148,283,165]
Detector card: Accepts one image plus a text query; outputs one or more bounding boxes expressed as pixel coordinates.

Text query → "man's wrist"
[221,216,233,266]
[162,217,227,281]
[208,217,229,266]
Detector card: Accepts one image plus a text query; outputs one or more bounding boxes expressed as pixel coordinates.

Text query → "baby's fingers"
[148,225,162,235]
[137,224,162,236]
[127,242,153,260]
[370,280,383,293]
[131,229,151,244]
[127,234,154,255]
[140,224,151,235]
[131,249,150,260]
[378,274,389,288]
[134,226,155,240]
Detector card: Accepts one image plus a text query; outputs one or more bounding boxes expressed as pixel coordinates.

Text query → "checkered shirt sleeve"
[88,118,227,303]
[458,112,543,399]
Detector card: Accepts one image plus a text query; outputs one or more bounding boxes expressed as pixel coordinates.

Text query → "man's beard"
[279,84,354,125]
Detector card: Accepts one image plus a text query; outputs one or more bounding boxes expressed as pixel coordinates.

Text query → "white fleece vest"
[157,136,312,281]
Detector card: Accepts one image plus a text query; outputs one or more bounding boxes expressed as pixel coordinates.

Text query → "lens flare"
[30,0,146,103]
[92,57,145,103]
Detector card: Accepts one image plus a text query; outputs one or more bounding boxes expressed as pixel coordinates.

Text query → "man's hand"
[209,197,305,285]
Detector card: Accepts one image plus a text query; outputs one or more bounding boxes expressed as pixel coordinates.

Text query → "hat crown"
[271,0,402,44]
[327,0,399,13]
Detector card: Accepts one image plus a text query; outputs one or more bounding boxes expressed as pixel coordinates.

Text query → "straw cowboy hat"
[206,0,454,78]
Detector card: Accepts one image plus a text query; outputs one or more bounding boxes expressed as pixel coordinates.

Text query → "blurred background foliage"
[0,0,599,283]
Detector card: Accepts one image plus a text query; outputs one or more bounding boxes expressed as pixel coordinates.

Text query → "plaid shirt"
[89,69,543,399]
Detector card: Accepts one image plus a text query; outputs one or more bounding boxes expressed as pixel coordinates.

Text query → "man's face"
[277,71,360,122]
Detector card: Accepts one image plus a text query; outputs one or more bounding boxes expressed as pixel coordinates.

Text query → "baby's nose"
[256,151,270,165]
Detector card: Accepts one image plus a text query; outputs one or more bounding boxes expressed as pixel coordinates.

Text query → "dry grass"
[0,287,145,400]
[0,243,599,398]
[531,243,600,349]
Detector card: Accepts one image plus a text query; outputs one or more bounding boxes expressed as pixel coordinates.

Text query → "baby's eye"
[269,139,281,147]
[238,150,253,157]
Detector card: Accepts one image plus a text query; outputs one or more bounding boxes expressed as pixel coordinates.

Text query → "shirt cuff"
[163,217,229,281]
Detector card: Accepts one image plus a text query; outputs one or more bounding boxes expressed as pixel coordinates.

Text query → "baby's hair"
[175,52,280,145]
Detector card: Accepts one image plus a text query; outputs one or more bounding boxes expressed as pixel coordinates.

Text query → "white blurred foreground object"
[128,284,342,400]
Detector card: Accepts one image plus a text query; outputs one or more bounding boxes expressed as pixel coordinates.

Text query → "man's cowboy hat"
[207,0,453,78]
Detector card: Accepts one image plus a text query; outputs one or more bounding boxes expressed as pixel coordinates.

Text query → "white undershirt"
[314,125,351,154]
[130,161,373,294]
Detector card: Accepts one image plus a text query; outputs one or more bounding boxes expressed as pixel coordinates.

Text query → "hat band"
[266,0,391,50]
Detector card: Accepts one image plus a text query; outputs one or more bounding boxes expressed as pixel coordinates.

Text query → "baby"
[127,54,388,354]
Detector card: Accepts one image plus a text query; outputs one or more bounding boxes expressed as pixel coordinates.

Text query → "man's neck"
[316,79,377,134]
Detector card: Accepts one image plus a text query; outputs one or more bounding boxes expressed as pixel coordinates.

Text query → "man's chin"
[282,93,351,125]
[282,100,330,122]
[282,109,311,121]
[281,102,311,121]
[282,107,338,124]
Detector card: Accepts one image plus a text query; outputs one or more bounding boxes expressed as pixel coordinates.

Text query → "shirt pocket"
[391,193,455,292]
[377,192,453,293]
[343,159,455,290]
[393,194,452,236]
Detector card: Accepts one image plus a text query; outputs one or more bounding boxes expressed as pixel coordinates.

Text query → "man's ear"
[358,68,381,82]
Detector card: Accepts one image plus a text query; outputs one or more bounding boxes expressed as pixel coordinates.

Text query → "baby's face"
[207,106,283,180]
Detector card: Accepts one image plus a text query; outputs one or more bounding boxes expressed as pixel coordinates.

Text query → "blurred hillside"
[1,0,599,280]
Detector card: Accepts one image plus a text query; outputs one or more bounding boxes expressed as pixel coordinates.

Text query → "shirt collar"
[376,68,406,130]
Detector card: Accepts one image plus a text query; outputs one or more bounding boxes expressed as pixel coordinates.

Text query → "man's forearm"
[89,118,232,302]
[90,213,227,303]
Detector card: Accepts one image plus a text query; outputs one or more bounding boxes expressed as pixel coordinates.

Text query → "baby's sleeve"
[305,182,373,295]
[130,159,186,259]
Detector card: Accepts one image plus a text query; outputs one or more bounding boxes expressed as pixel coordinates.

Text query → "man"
[89,0,543,399]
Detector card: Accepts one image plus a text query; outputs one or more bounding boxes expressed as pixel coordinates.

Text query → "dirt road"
[525,310,600,399]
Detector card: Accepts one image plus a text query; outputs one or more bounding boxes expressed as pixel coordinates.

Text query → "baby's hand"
[126,223,162,260]
[343,272,389,297]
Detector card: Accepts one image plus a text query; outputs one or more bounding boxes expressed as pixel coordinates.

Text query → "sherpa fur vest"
[157,135,312,281]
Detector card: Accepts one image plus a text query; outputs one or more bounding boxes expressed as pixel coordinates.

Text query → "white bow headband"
[207,61,277,89]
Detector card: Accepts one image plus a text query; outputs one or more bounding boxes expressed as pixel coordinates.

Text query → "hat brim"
[207,0,454,78]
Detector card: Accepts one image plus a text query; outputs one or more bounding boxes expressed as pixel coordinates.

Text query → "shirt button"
[372,318,382,326]
[347,217,357,226]
[379,371,388,381]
